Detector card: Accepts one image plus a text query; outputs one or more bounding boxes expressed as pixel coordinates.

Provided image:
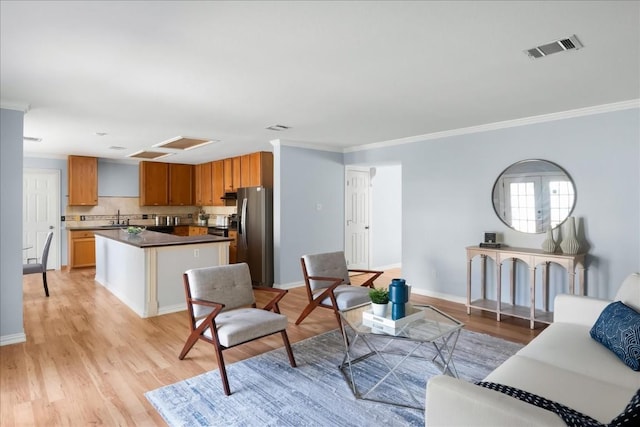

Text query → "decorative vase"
[371,302,388,317]
[541,227,556,253]
[388,278,408,320]
[560,217,580,254]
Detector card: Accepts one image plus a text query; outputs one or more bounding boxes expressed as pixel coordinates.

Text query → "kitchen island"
[94,229,232,318]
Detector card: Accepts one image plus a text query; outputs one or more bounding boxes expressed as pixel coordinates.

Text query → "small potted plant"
[198,209,210,226]
[369,287,389,317]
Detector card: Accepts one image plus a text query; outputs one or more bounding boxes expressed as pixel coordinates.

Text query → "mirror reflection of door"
[493,160,575,233]
[345,168,370,269]
[501,173,574,233]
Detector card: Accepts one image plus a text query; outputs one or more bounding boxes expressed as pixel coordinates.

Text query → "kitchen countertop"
[66,224,234,231]
[93,229,232,248]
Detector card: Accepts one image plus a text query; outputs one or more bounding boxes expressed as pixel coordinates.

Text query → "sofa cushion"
[485,355,635,424]
[615,273,640,312]
[590,301,640,371]
[516,322,640,389]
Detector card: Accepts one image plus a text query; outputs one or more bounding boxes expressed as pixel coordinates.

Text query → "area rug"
[145,329,523,426]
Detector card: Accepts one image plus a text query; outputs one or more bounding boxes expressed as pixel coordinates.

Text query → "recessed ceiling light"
[153,136,217,151]
[266,124,291,131]
[127,150,174,160]
[109,146,127,150]
[24,136,42,142]
[95,132,108,136]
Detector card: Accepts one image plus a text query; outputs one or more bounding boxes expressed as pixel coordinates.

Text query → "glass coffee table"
[338,303,464,410]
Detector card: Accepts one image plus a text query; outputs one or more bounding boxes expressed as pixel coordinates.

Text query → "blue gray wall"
[344,108,640,302]
[276,145,345,287]
[1,108,25,342]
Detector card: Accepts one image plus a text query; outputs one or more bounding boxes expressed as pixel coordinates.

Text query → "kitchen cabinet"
[68,230,95,269]
[240,151,273,188]
[194,162,213,206]
[189,226,208,236]
[169,163,194,206]
[223,157,241,192]
[68,156,98,206]
[212,160,225,206]
[174,225,208,236]
[139,161,169,206]
[139,162,193,206]
[229,230,237,263]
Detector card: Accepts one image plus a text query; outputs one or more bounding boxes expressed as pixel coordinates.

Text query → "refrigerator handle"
[240,197,248,246]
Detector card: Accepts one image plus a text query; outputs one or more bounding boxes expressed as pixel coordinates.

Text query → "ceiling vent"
[266,124,291,131]
[23,136,42,142]
[525,34,583,59]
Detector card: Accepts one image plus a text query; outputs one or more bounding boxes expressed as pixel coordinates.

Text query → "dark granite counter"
[93,229,231,248]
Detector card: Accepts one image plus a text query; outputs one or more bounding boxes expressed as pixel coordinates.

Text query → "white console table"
[466,246,586,329]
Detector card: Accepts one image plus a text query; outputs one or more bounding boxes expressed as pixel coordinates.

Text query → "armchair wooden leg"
[42,272,49,297]
[213,345,231,396]
[280,331,297,368]
[294,300,321,325]
[178,331,201,360]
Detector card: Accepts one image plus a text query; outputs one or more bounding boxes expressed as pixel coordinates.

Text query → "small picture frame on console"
[480,232,501,248]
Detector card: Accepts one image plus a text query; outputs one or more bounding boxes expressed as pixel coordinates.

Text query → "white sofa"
[425,273,640,426]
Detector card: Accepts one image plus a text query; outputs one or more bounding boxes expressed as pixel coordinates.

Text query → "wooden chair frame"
[179,274,297,396]
[295,256,383,332]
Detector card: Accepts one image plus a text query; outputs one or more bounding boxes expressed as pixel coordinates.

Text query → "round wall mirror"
[492,159,576,234]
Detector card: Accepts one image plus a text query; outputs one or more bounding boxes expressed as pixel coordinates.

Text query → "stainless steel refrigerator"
[237,186,273,287]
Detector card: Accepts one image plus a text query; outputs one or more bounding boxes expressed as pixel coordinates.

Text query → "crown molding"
[1,101,31,113]
[345,99,640,153]
[271,138,343,153]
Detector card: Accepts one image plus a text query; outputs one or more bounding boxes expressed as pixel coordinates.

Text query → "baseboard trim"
[276,281,305,290]
[157,303,187,316]
[0,332,27,346]
[410,287,467,305]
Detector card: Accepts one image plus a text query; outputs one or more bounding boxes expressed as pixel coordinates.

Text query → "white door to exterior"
[345,168,370,269]
[23,169,60,269]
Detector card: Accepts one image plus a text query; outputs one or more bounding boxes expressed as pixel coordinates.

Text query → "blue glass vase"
[388,278,408,320]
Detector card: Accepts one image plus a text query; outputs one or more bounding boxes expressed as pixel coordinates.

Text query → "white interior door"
[23,169,60,269]
[345,168,370,269]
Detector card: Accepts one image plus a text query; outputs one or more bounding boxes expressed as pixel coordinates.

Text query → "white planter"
[371,302,388,317]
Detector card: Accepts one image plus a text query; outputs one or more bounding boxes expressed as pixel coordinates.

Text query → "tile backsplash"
[64,197,236,228]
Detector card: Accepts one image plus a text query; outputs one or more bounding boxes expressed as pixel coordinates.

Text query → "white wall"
[1,108,25,344]
[345,107,640,302]
[370,165,402,268]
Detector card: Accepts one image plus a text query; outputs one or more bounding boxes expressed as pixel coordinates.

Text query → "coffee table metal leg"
[430,329,461,377]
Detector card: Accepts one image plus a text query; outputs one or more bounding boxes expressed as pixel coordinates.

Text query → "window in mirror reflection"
[493,159,576,234]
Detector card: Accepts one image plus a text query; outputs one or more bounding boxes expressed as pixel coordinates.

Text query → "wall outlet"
[80,215,86,221]
[194,249,199,258]
[60,215,66,221]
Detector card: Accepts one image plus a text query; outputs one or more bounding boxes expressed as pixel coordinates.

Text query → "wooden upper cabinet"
[232,156,241,191]
[194,163,203,205]
[241,151,273,188]
[223,158,234,192]
[68,156,98,205]
[194,162,213,206]
[139,161,169,206]
[212,160,225,206]
[169,163,194,206]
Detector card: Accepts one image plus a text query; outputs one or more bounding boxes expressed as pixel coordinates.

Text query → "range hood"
[221,192,237,200]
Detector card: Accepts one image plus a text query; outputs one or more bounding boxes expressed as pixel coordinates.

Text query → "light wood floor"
[2,267,546,426]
